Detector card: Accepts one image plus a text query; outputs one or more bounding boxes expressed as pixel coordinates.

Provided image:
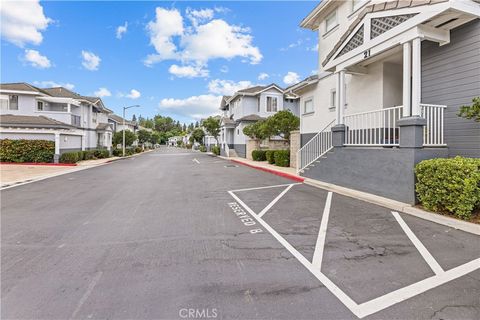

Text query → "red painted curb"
[0,162,77,167]
[230,159,304,182]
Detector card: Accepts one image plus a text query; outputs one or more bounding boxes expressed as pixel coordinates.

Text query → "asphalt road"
[1,147,479,320]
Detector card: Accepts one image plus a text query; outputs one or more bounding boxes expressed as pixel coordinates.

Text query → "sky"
[1,0,320,124]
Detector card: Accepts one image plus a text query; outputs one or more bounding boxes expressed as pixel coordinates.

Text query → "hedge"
[252,150,267,161]
[274,150,290,167]
[199,145,207,152]
[59,151,79,163]
[265,150,275,164]
[211,145,220,156]
[0,139,55,163]
[415,156,480,220]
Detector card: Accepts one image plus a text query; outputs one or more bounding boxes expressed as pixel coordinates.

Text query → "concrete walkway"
[220,156,302,180]
[0,158,118,188]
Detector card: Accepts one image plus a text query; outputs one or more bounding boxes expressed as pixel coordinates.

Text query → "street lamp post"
[123,105,140,157]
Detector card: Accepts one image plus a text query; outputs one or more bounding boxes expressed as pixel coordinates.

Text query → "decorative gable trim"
[336,25,365,59]
[370,13,418,39]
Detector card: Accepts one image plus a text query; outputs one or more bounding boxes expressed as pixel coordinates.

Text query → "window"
[330,90,336,109]
[37,101,44,111]
[237,129,239,135]
[266,96,278,112]
[352,0,367,12]
[0,95,8,111]
[304,98,314,114]
[8,95,18,110]
[325,10,337,33]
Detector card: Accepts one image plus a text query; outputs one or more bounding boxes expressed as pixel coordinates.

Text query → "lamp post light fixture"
[122,105,140,157]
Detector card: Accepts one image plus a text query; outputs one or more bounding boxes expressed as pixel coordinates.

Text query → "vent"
[371,14,417,39]
[336,25,364,58]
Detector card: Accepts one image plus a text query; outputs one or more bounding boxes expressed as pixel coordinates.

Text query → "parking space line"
[228,187,480,319]
[312,192,333,270]
[392,211,444,275]
[193,158,200,164]
[257,184,296,218]
[230,183,302,193]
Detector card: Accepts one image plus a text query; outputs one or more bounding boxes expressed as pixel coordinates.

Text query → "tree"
[195,121,199,128]
[202,116,221,143]
[112,130,137,147]
[243,120,270,140]
[150,131,161,145]
[266,110,300,140]
[458,97,480,122]
[132,114,137,122]
[191,128,205,143]
[137,129,152,144]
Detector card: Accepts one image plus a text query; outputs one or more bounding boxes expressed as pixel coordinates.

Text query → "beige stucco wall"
[289,130,300,169]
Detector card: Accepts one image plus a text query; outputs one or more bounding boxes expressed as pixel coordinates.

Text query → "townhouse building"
[288,0,480,203]
[108,114,138,133]
[0,83,113,162]
[219,84,300,158]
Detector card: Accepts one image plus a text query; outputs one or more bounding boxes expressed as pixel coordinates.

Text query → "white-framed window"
[352,0,368,12]
[266,96,278,112]
[37,101,44,111]
[0,95,8,111]
[303,98,314,114]
[330,89,336,109]
[325,10,337,34]
[9,95,18,110]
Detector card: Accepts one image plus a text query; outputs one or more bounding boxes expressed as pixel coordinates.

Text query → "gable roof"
[108,113,135,125]
[236,114,265,122]
[0,114,75,129]
[0,82,50,95]
[227,83,285,104]
[43,87,82,99]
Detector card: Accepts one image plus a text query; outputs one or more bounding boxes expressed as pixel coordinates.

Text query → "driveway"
[1,146,479,319]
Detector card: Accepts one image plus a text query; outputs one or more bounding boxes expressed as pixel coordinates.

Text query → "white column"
[412,38,422,116]
[402,41,412,117]
[54,133,60,155]
[81,134,86,151]
[336,70,346,125]
[67,103,71,113]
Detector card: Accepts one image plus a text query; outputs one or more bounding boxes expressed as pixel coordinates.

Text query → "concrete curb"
[106,149,155,163]
[219,156,304,182]
[304,178,480,236]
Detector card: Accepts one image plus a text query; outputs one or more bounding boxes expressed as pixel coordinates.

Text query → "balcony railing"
[296,119,335,173]
[344,106,403,146]
[420,104,446,146]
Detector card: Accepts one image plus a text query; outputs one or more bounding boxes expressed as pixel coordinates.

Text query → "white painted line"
[311,192,333,270]
[228,191,480,319]
[193,158,200,164]
[57,243,66,249]
[257,184,295,218]
[83,221,90,226]
[228,190,361,316]
[70,271,103,319]
[392,211,444,275]
[356,258,480,318]
[230,183,302,193]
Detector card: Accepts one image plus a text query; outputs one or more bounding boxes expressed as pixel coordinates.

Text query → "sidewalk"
[0,157,117,188]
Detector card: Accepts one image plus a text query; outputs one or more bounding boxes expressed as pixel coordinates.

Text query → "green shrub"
[252,150,267,161]
[59,151,79,163]
[134,146,142,153]
[0,139,55,163]
[265,150,275,164]
[185,143,192,149]
[93,149,110,159]
[83,150,96,160]
[274,150,290,167]
[415,156,480,220]
[211,145,220,156]
[199,145,207,152]
[112,148,122,157]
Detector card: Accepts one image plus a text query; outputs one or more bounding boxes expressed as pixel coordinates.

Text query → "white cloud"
[186,8,214,26]
[33,81,75,90]
[144,7,262,76]
[159,94,222,120]
[168,64,209,78]
[181,19,262,64]
[283,71,300,85]
[94,87,111,97]
[24,49,51,68]
[309,43,319,52]
[126,89,141,99]
[207,79,253,96]
[81,50,101,71]
[0,0,52,47]
[116,22,128,39]
[144,7,184,66]
[280,39,303,52]
[258,73,269,81]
